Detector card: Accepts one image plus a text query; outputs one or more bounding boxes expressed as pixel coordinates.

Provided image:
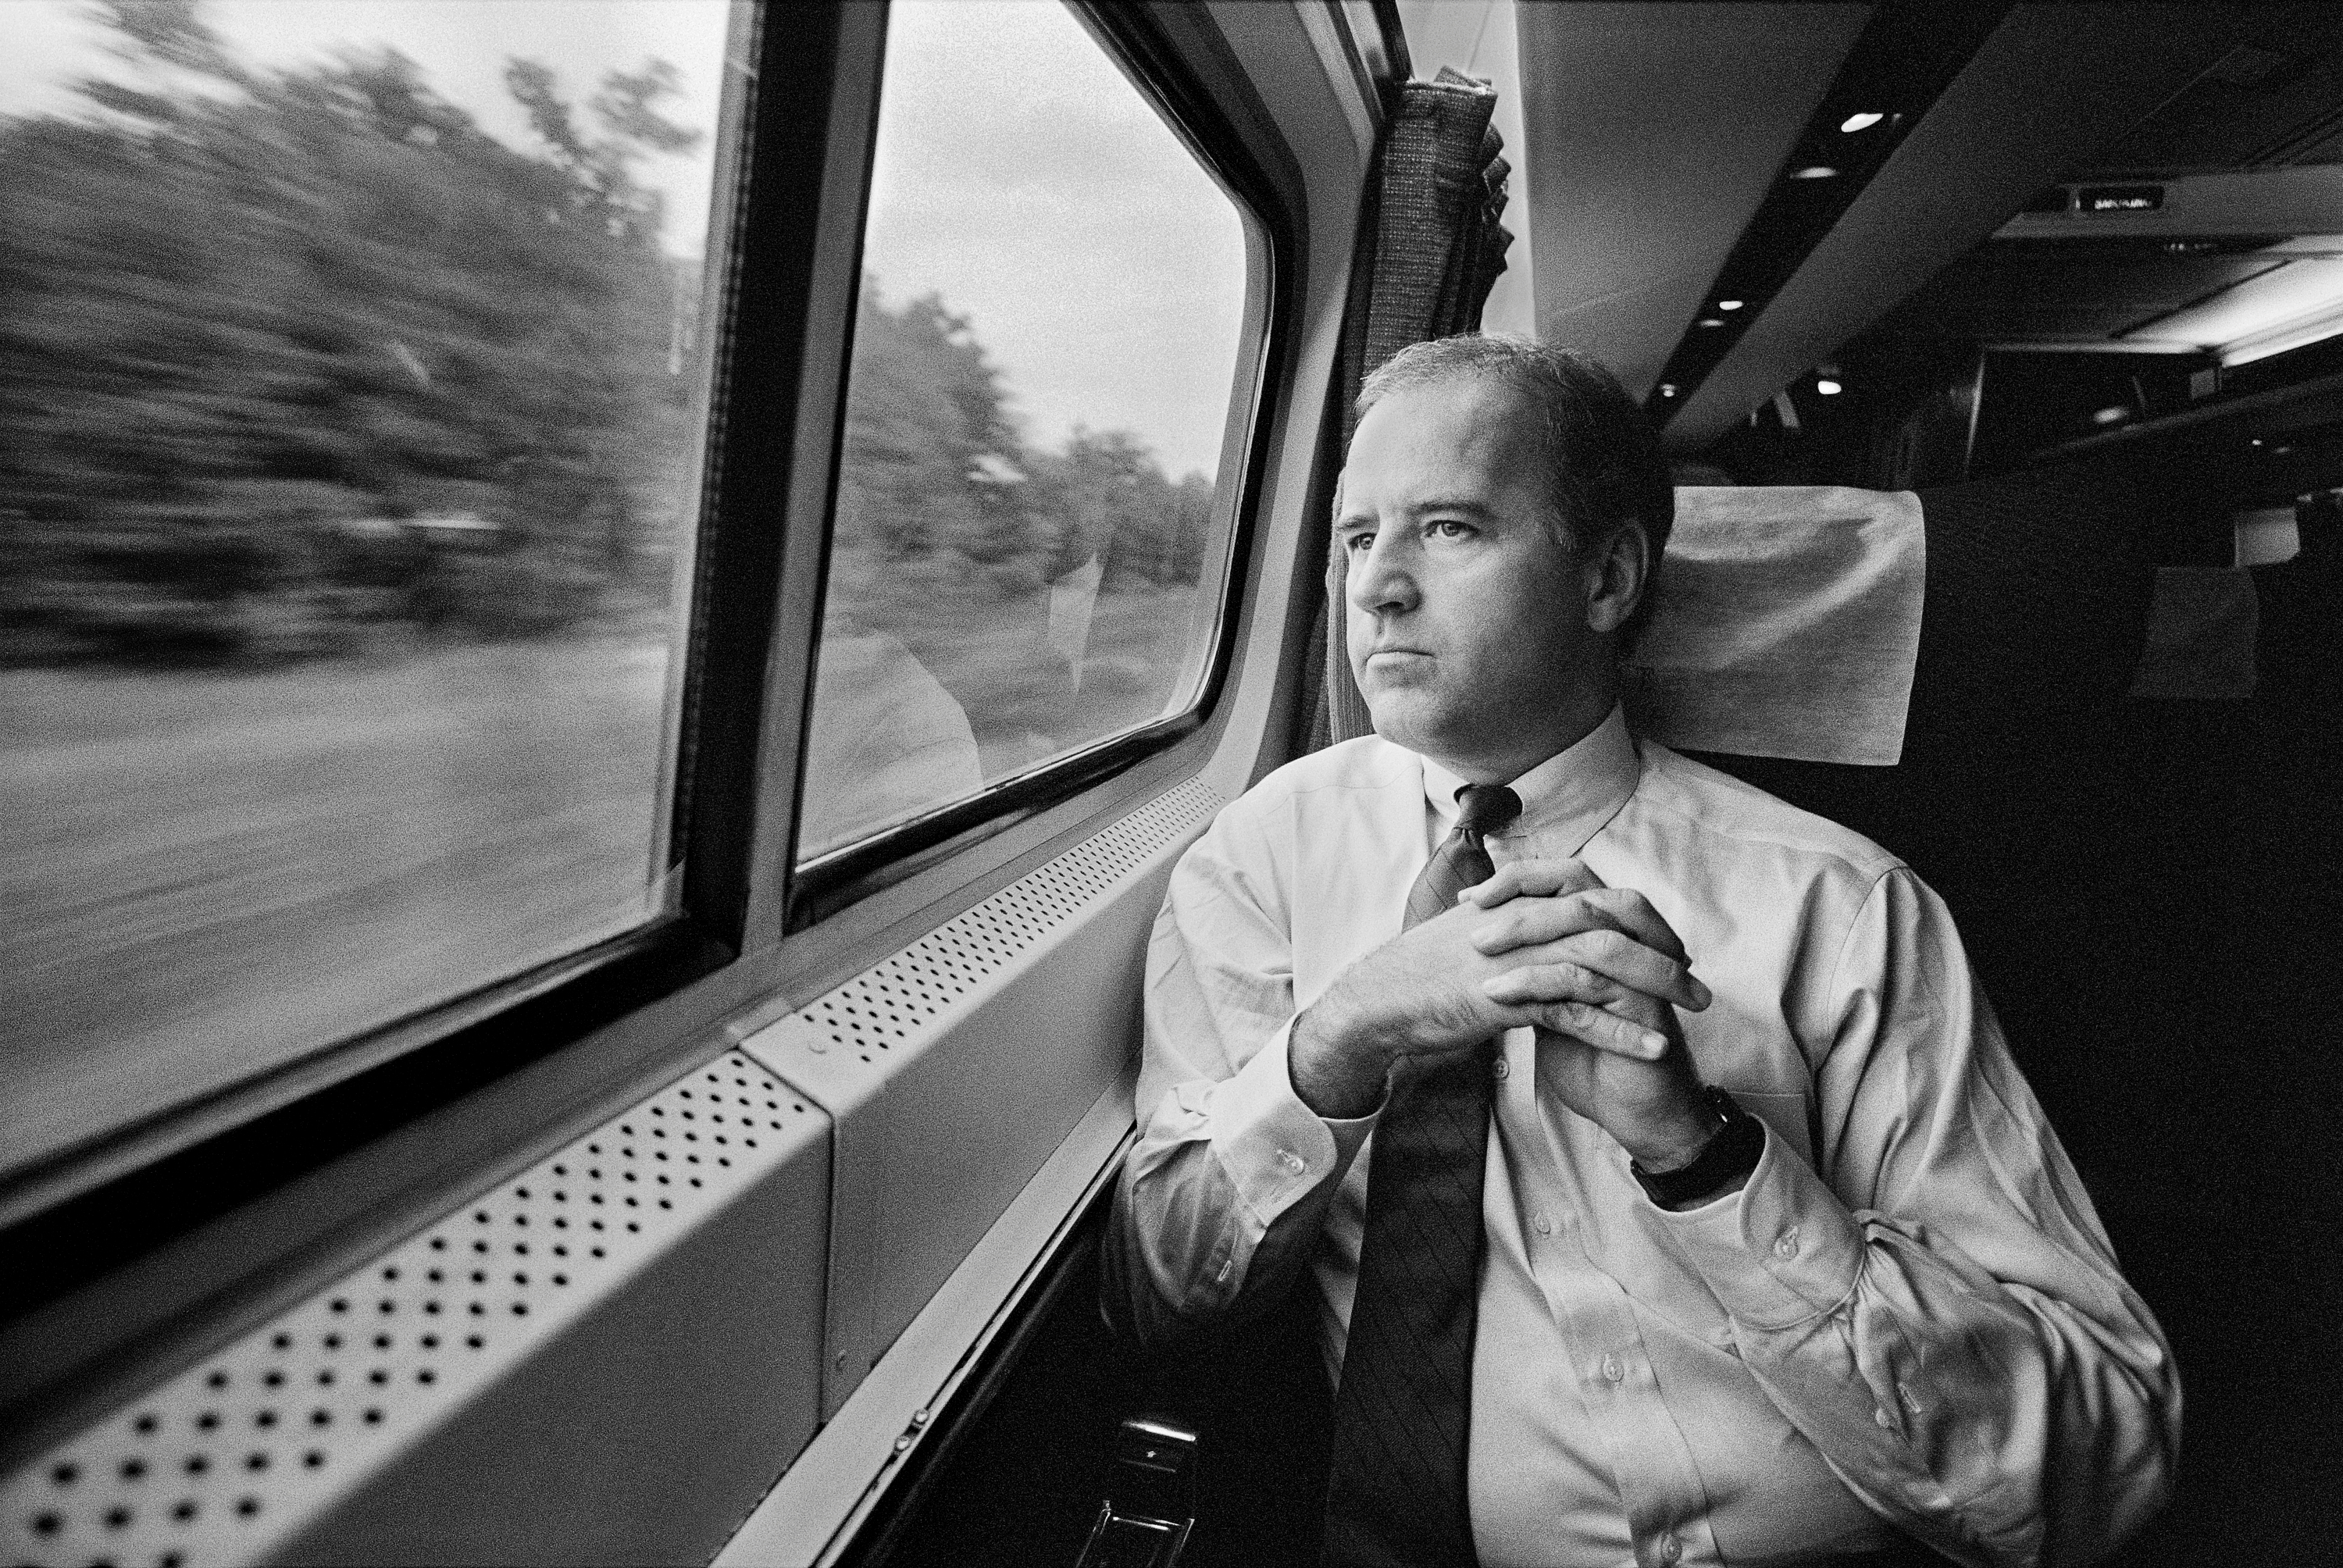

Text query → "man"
[1105,336,2177,1567]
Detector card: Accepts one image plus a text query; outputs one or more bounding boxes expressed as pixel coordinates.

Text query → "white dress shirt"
[1107,707,2177,1568]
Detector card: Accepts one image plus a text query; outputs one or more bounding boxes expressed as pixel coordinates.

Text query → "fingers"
[1483,959,1631,1011]
[1468,886,1692,968]
[1519,981,1672,1061]
[1517,997,1670,1060]
[1460,857,1605,907]
[1479,927,1709,1011]
[1483,938,1703,1017]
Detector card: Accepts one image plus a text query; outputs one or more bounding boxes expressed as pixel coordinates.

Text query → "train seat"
[1626,483,1927,769]
[1665,458,2173,1188]
[1086,465,2181,1567]
[1653,461,2343,1566]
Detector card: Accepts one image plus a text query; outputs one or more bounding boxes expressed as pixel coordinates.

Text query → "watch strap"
[1630,1085,1764,1207]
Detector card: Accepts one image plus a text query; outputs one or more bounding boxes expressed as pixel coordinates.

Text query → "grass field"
[2,639,673,1171]
[1,584,1207,1173]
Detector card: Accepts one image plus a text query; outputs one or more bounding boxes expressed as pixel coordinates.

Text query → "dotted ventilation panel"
[744,774,1223,1416]
[771,775,1223,1082]
[2,1053,828,1568]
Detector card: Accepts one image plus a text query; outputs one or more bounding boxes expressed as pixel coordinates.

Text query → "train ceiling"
[1511,2,2343,451]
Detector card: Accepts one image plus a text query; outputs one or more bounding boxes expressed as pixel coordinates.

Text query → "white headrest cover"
[1623,486,1925,766]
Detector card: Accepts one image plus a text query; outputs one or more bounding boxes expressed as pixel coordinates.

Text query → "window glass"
[797,0,1251,861]
[0,0,736,1173]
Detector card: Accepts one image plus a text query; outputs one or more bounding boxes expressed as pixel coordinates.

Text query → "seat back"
[1679,458,2170,1174]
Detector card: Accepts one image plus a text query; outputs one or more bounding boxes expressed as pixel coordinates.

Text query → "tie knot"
[1453,782,1522,842]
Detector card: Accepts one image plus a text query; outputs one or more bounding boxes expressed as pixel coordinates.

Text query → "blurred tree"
[0,0,704,663]
[824,283,1217,754]
[1026,427,1214,591]
[0,0,1212,681]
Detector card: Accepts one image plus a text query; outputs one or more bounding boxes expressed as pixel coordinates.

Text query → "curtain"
[1307,66,1514,751]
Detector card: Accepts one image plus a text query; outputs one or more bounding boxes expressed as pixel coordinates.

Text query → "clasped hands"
[1289,858,1721,1171]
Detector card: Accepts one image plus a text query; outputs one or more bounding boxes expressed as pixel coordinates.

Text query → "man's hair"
[1355,334,1674,645]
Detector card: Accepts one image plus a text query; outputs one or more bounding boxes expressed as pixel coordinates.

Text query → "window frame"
[777,0,1291,932]
[0,0,1306,1449]
[0,0,886,1420]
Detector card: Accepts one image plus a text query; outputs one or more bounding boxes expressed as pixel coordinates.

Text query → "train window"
[0,0,734,1174]
[794,0,1251,863]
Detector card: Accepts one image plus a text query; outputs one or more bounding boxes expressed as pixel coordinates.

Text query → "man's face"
[1336,377,1610,777]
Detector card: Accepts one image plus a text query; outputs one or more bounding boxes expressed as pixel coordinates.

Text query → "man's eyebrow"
[1413,497,1499,519]
[1332,497,1500,530]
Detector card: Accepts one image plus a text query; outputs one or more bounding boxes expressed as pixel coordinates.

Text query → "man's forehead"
[1341,376,1545,501]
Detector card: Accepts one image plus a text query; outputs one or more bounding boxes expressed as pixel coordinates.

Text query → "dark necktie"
[1322,782,1522,1568]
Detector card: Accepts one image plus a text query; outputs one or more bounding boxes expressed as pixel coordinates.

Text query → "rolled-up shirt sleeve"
[1105,805,1375,1346]
[1660,867,2180,1568]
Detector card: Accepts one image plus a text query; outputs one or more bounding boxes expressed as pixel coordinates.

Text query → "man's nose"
[1346,528,1418,617]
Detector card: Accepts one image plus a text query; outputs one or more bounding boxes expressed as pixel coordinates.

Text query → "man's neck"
[1421,682,1617,785]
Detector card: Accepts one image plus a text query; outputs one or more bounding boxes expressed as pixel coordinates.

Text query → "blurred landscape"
[1,0,708,668]
[0,0,713,1166]
[1,1,1225,1164]
[805,283,1219,851]
[1,639,668,1168]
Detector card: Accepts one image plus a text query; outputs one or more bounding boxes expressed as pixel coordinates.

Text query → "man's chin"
[1361,691,1451,754]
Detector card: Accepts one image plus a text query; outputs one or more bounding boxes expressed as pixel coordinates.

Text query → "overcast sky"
[2,1,732,236]
[866,2,1249,479]
[2,0,1248,478]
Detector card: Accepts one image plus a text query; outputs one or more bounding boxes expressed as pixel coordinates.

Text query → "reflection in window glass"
[798,0,1250,861]
[0,0,734,1172]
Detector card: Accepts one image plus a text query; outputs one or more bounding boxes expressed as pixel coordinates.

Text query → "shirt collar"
[1420,704,1641,849]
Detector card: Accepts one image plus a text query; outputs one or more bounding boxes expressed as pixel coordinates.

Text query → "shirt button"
[1658,1532,1683,1564]
[1493,1058,1510,1080]
[1277,1149,1304,1174]
[1532,1211,1552,1235]
[1774,1226,1800,1260]
[1601,1354,1624,1384]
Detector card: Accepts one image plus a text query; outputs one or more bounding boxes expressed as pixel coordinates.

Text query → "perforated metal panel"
[746,774,1223,1415]
[2,1052,827,1568]
[786,775,1224,1074]
[5,775,1225,1562]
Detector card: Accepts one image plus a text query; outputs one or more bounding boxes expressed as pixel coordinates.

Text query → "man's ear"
[1582,521,1651,636]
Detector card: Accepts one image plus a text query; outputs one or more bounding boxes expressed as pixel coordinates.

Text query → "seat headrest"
[1624,486,1924,766]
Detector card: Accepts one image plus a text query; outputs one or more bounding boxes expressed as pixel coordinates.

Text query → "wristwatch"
[1629,1085,1765,1208]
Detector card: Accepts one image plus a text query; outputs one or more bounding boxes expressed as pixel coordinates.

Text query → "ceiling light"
[1659,383,1677,397]
[2091,405,2130,426]
[1718,299,1744,312]
[1791,166,1838,180]
[1815,378,1842,396]
[1839,112,1885,134]
[2122,257,2343,366]
[1698,317,1725,329]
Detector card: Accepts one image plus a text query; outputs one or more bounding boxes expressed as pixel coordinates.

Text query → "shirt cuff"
[1212,1022,1378,1224]
[1659,1122,1865,1331]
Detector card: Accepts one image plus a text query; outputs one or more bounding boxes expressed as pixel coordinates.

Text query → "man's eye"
[1428,519,1473,539]
[1342,530,1374,554]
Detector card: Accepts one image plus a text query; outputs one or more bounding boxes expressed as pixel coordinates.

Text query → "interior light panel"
[2123,256,2343,365]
